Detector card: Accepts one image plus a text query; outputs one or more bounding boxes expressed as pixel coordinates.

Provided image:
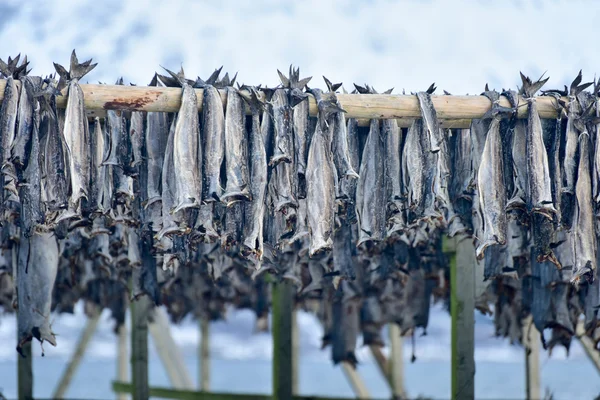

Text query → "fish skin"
[201,85,225,202]
[403,120,424,218]
[145,90,169,208]
[89,117,106,214]
[110,109,134,205]
[240,88,268,258]
[331,283,360,368]
[475,116,507,259]
[448,128,473,232]
[332,102,359,182]
[507,119,529,211]
[382,118,405,237]
[131,230,161,305]
[416,90,442,153]
[16,231,59,355]
[270,89,294,166]
[293,96,310,198]
[156,119,183,240]
[129,111,145,170]
[361,295,385,346]
[171,77,202,213]
[356,119,386,246]
[562,98,580,197]
[0,76,20,208]
[332,211,356,280]
[12,76,39,169]
[543,116,563,220]
[306,90,337,256]
[572,132,596,284]
[340,118,360,215]
[222,87,251,205]
[39,80,69,215]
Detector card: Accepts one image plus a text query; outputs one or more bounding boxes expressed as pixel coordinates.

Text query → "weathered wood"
[117,322,128,400]
[389,323,406,400]
[17,342,32,400]
[522,316,540,400]
[272,282,294,400]
[0,79,564,120]
[446,236,475,400]
[52,312,101,399]
[576,321,600,375]
[292,309,299,396]
[112,381,385,400]
[149,307,194,389]
[199,316,211,391]
[340,362,371,399]
[369,345,390,380]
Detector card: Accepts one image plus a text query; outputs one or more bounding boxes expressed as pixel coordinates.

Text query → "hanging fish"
[129,109,145,171]
[53,50,97,218]
[341,116,360,221]
[306,89,339,256]
[200,70,226,203]
[240,87,267,258]
[331,282,360,368]
[89,117,106,215]
[222,86,250,205]
[448,128,473,234]
[159,67,202,213]
[572,132,596,284]
[12,76,42,170]
[145,74,169,208]
[476,101,509,259]
[416,84,442,153]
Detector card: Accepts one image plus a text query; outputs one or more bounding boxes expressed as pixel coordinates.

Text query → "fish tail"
[68,50,97,81]
[221,189,251,206]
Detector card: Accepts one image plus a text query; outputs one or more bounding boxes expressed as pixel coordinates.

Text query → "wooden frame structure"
[8,79,600,400]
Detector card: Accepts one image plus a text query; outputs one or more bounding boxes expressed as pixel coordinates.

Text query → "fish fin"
[277,69,290,88]
[206,66,223,85]
[67,50,97,81]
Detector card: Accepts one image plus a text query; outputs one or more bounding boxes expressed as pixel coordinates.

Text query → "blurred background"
[1,0,600,398]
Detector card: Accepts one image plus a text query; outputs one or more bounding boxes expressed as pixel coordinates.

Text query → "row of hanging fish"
[0,50,599,361]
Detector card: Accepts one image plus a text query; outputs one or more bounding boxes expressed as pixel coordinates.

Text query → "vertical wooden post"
[272,281,294,400]
[523,315,540,400]
[389,323,406,399]
[117,322,128,400]
[130,292,151,400]
[199,316,210,391]
[17,342,33,400]
[445,237,475,400]
[53,312,101,398]
[292,308,299,396]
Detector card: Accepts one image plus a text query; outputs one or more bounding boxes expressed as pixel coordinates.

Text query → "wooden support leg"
[522,316,540,400]
[131,293,151,400]
[446,237,475,400]
[340,362,371,399]
[292,308,299,396]
[199,316,210,391]
[576,321,600,375]
[17,342,32,400]
[389,323,406,400]
[272,281,294,400]
[117,322,128,400]
[149,307,194,390]
[52,312,101,398]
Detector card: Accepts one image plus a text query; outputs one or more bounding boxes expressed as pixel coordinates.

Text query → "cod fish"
[306,89,337,256]
[145,74,169,207]
[476,103,508,259]
[357,119,386,246]
[331,282,360,368]
[53,50,96,217]
[240,87,267,258]
[416,84,442,153]
[448,128,473,234]
[12,76,42,170]
[222,87,250,205]
[201,81,225,202]
[156,119,182,239]
[89,117,106,214]
[341,116,361,209]
[16,231,59,356]
[129,110,144,170]
[161,67,202,213]
[572,132,596,284]
[0,59,21,207]
[271,77,294,166]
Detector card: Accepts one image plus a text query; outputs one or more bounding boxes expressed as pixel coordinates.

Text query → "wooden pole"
[52,312,101,398]
[0,80,565,121]
[445,236,475,400]
[522,316,540,400]
[148,307,194,389]
[369,345,390,381]
[199,316,210,391]
[117,323,128,400]
[272,281,294,400]
[292,309,299,396]
[340,362,371,399]
[131,292,151,400]
[17,342,32,400]
[576,321,600,375]
[388,323,406,400]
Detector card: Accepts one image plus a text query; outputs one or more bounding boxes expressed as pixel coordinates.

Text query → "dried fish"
[222,87,250,205]
[201,84,225,202]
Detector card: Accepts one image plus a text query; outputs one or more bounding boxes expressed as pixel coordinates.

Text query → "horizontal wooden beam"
[111,381,385,400]
[0,79,564,121]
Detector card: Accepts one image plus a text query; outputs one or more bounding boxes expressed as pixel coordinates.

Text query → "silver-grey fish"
[306,89,337,256]
[89,117,106,214]
[145,75,169,207]
[53,50,96,216]
[476,114,507,259]
[331,282,360,368]
[332,100,359,183]
[222,87,250,205]
[416,86,442,152]
[270,88,293,166]
[356,119,386,246]
[16,231,59,355]
[240,88,267,258]
[129,111,144,169]
[201,84,225,202]
[572,132,596,284]
[341,117,360,209]
[12,76,40,169]
[448,128,473,233]
[163,68,202,213]
[507,119,528,210]
[0,74,19,204]
[156,119,183,240]
[293,94,310,198]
